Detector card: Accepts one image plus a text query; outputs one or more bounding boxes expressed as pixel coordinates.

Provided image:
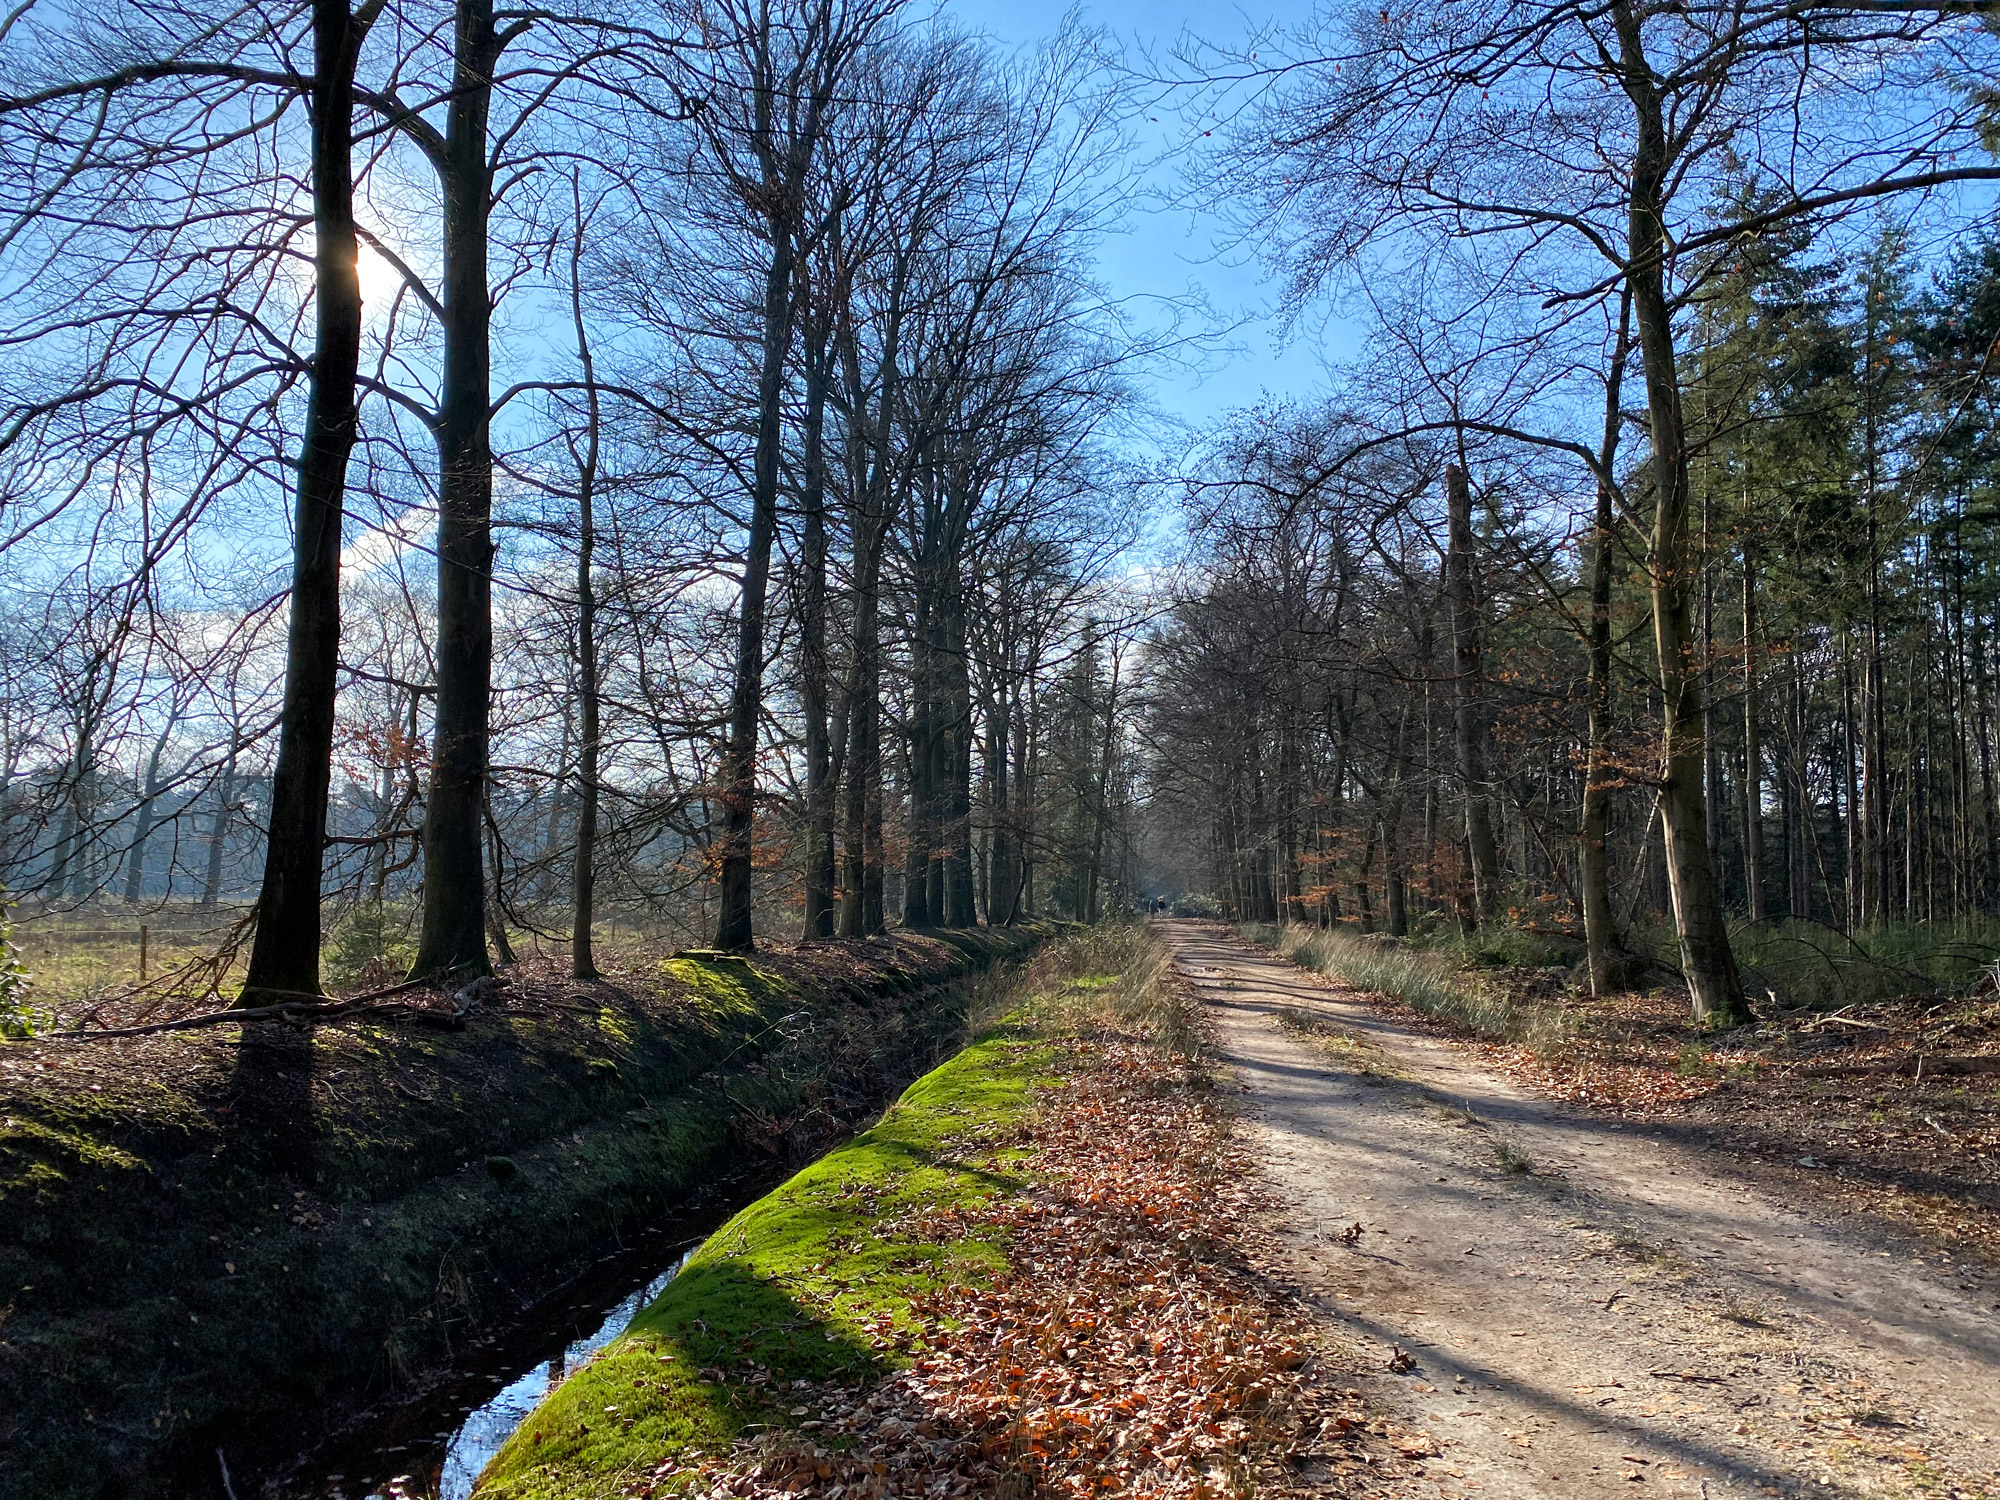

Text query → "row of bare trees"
[0,0,1153,1009]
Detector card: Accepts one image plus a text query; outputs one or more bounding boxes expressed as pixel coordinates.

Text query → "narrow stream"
[362,1245,696,1500]
[264,1181,769,1500]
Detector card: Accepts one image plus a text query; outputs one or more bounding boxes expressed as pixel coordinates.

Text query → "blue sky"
[949,0,1349,436]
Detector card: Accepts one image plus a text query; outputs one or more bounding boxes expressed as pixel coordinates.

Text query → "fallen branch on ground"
[1791,1053,2000,1079]
[21,977,449,1041]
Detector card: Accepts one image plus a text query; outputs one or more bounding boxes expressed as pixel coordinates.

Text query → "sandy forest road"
[1158,922,2000,1500]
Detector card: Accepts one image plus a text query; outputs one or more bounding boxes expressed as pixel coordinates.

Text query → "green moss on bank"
[0,928,1036,1500]
[474,1012,1077,1499]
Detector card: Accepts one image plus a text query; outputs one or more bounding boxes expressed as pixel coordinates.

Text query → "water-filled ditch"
[260,1178,770,1500]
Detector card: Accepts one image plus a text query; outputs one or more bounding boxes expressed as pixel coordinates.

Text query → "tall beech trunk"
[839,533,887,938]
[1084,647,1123,924]
[1614,0,1749,1023]
[983,673,1013,925]
[835,233,903,941]
[241,0,371,1001]
[1861,292,1891,927]
[569,501,600,978]
[1864,564,1890,924]
[1444,462,1501,925]
[569,187,603,980]
[1015,673,1038,917]
[49,802,75,900]
[903,568,937,928]
[484,791,517,965]
[1354,825,1377,933]
[1385,698,1414,936]
[902,669,935,929]
[944,586,977,927]
[412,0,500,980]
[1703,494,1725,878]
[714,191,796,950]
[1975,607,1998,910]
[799,309,836,939]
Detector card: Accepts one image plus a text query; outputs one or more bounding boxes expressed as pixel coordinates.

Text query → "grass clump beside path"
[1245,922,1568,1047]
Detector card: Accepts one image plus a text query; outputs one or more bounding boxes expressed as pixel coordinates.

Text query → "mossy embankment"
[0,927,1037,1500]
[473,928,1161,1500]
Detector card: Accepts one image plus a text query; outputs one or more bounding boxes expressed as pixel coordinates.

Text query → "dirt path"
[1159,922,2000,1500]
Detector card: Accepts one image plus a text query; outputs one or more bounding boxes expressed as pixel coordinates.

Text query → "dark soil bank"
[0,928,1036,1500]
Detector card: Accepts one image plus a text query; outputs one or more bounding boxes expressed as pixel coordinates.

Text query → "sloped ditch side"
[0,927,1038,1500]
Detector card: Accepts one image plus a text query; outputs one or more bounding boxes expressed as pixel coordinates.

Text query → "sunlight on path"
[1160,921,2000,1500]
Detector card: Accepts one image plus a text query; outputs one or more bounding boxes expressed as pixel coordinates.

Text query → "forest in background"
[5,0,2000,1026]
[1148,224,2000,1006]
[1143,0,2000,1022]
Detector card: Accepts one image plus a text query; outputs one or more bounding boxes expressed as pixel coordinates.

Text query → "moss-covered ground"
[0,927,1035,1500]
[473,937,1136,1500]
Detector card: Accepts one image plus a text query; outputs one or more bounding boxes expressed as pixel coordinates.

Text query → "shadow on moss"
[473,1027,1059,1500]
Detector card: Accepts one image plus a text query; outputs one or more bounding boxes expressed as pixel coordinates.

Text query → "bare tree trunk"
[839,534,886,938]
[124,722,173,904]
[242,0,372,1000]
[1614,0,1748,1023]
[714,185,797,950]
[902,591,936,928]
[1703,491,1725,883]
[568,182,602,980]
[412,0,500,981]
[1742,544,1766,923]
[1841,629,1861,930]
[1385,696,1414,937]
[1789,657,1812,919]
[1017,678,1039,918]
[202,740,238,911]
[1581,476,1622,993]
[1861,291,1890,929]
[944,586,977,927]
[1444,462,1501,925]
[982,672,1012,925]
[1354,824,1377,933]
[49,805,75,899]
[1084,647,1123,924]
[799,309,836,939]
[1975,608,1998,912]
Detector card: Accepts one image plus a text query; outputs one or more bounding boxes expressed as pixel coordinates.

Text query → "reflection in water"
[353,1246,698,1500]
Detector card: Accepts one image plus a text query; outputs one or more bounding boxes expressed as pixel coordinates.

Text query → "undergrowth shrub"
[1696,919,2000,1011]
[0,891,37,1037]
[1433,925,1581,969]
[322,899,418,991]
